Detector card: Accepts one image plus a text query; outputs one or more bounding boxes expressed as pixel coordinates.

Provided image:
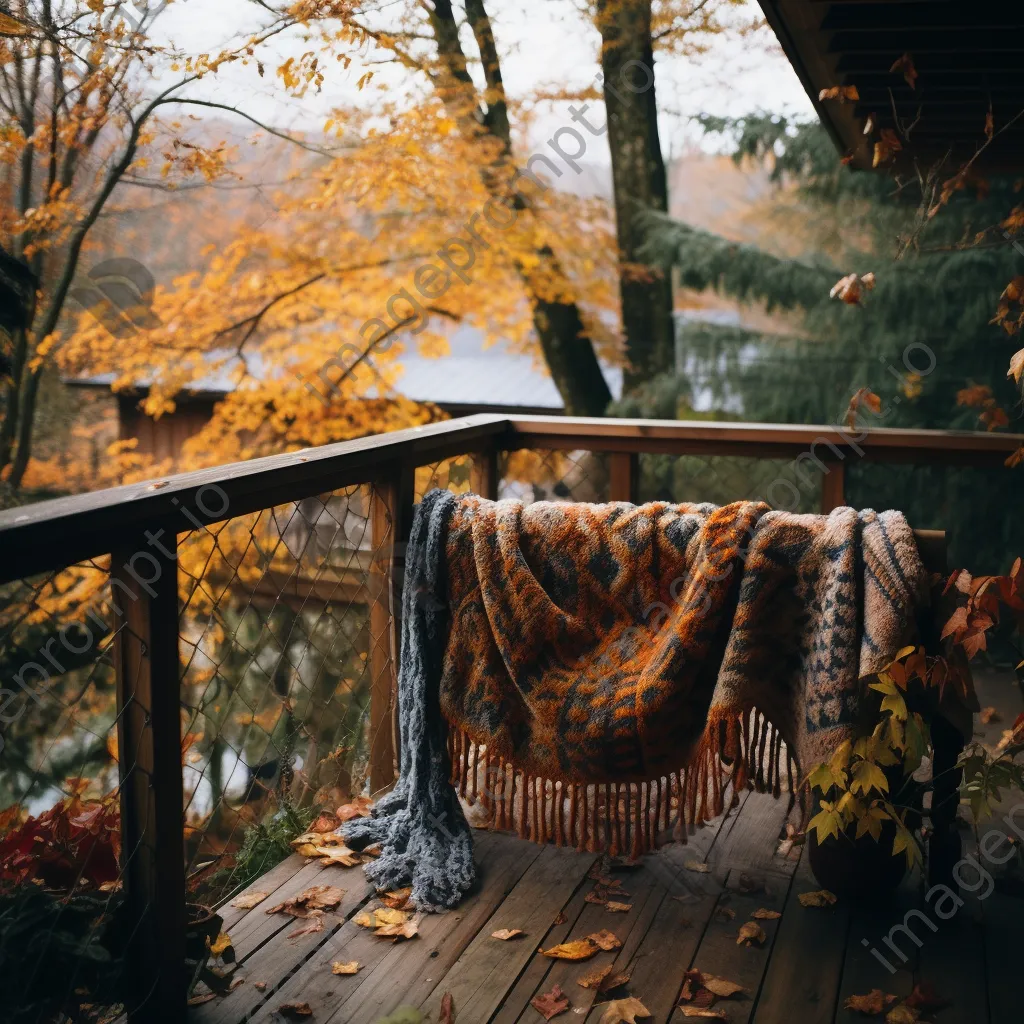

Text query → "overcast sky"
[148,0,815,160]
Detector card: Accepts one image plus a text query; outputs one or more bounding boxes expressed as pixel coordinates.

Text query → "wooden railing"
[0,413,1020,1022]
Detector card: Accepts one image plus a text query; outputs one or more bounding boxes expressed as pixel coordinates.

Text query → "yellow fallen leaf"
[375,913,421,941]
[702,975,744,998]
[598,996,651,1023]
[230,891,269,910]
[294,843,323,858]
[491,928,525,940]
[736,921,766,946]
[685,860,710,873]
[798,890,838,908]
[678,1010,726,1020]
[331,961,360,975]
[751,908,781,920]
[208,932,233,958]
[540,939,598,961]
[587,929,622,951]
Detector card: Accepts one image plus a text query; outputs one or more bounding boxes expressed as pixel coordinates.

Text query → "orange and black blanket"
[342,490,927,909]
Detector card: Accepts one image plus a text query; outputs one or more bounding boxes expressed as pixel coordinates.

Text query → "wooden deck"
[190,673,1021,1024]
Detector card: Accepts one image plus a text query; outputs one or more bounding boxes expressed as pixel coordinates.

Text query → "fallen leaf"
[736,921,766,946]
[979,706,1001,724]
[679,968,703,1003]
[685,860,710,873]
[844,989,898,1015]
[531,984,570,1020]
[540,939,597,961]
[354,907,409,929]
[886,1006,920,1024]
[268,885,345,918]
[337,796,373,821]
[678,1010,725,1020]
[288,911,325,938]
[311,812,341,833]
[380,887,412,909]
[600,971,631,993]
[798,890,837,908]
[585,890,608,905]
[702,975,744,998]
[490,928,525,940]
[587,929,622,951]
[294,843,324,858]
[553,911,568,925]
[254,981,267,991]
[375,914,421,941]
[578,964,614,990]
[873,128,903,167]
[331,961,360,975]
[230,891,269,910]
[277,1003,313,1019]
[598,996,651,1023]
[904,982,950,1012]
[187,993,217,1006]
[714,906,736,921]
[751,908,781,920]
[605,901,632,913]
[208,932,233,959]
[440,991,456,1024]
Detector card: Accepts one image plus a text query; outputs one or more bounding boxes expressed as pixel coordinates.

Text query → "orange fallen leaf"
[374,913,421,941]
[845,989,898,1014]
[736,921,766,946]
[540,939,597,961]
[886,1006,920,1024]
[598,996,651,1023]
[331,961,360,975]
[979,706,1001,724]
[587,929,622,951]
[254,981,267,992]
[311,812,341,833]
[531,984,570,1020]
[605,901,632,913]
[267,885,345,918]
[578,964,614,989]
[819,85,859,103]
[890,53,918,89]
[798,890,837,908]
[187,993,216,1006]
[702,975,744,998]
[751,908,781,920]
[337,796,373,821]
[715,906,736,921]
[379,887,412,909]
[277,1003,313,1019]
[585,890,608,905]
[491,928,525,940]
[288,912,325,938]
[678,1010,725,1020]
[230,891,269,910]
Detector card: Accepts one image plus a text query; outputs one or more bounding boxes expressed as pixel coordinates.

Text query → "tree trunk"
[597,0,675,391]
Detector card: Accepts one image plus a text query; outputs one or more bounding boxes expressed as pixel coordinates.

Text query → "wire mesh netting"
[0,561,125,1024]
[499,449,610,502]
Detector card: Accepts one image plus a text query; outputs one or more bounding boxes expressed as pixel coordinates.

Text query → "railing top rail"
[1,413,1020,585]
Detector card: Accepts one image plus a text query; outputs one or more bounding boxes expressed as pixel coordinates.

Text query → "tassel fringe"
[447,707,803,856]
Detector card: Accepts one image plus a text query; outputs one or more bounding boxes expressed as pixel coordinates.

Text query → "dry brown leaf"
[819,85,859,103]
[798,890,837,908]
[702,975,744,998]
[684,860,710,873]
[845,989,898,1015]
[337,796,373,821]
[577,964,614,990]
[886,1006,920,1024]
[598,997,651,1024]
[979,706,1002,724]
[379,887,413,909]
[490,928,525,940]
[585,890,608,905]
[267,885,345,918]
[751,908,781,920]
[374,912,421,941]
[531,984,570,1020]
[230,891,269,910]
[288,911,325,938]
[890,53,918,89]
[553,910,568,925]
[714,906,736,921]
[440,991,456,1024]
[540,939,597,961]
[320,846,362,867]
[310,812,341,833]
[1008,348,1024,384]
[600,971,631,993]
[873,128,903,167]
[587,929,622,951]
[254,981,267,992]
[678,1010,725,1020]
[277,1003,313,1019]
[354,906,409,930]
[187,993,217,1007]
[736,921,766,946]
[605,901,632,913]
[331,961,360,975]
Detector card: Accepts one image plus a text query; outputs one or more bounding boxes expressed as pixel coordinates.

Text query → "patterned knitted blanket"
[343,491,927,909]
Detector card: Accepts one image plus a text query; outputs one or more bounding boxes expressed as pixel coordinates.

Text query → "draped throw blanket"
[343,491,927,909]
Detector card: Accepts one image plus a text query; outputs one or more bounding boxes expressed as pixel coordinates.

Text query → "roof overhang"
[757,1,1024,173]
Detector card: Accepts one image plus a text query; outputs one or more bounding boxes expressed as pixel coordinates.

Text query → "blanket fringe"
[448,708,801,856]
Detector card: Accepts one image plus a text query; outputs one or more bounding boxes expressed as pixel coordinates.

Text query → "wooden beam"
[368,463,416,794]
[470,446,500,500]
[608,451,639,503]
[112,534,187,1024]
[820,460,845,512]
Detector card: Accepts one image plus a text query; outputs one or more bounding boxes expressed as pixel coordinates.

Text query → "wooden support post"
[112,534,187,1024]
[369,463,415,794]
[820,460,846,512]
[608,451,639,504]
[470,446,500,500]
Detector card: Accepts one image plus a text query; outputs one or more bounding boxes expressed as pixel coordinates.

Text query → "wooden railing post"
[471,446,499,500]
[820,460,846,512]
[112,533,186,1024]
[369,462,415,793]
[608,451,639,503]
